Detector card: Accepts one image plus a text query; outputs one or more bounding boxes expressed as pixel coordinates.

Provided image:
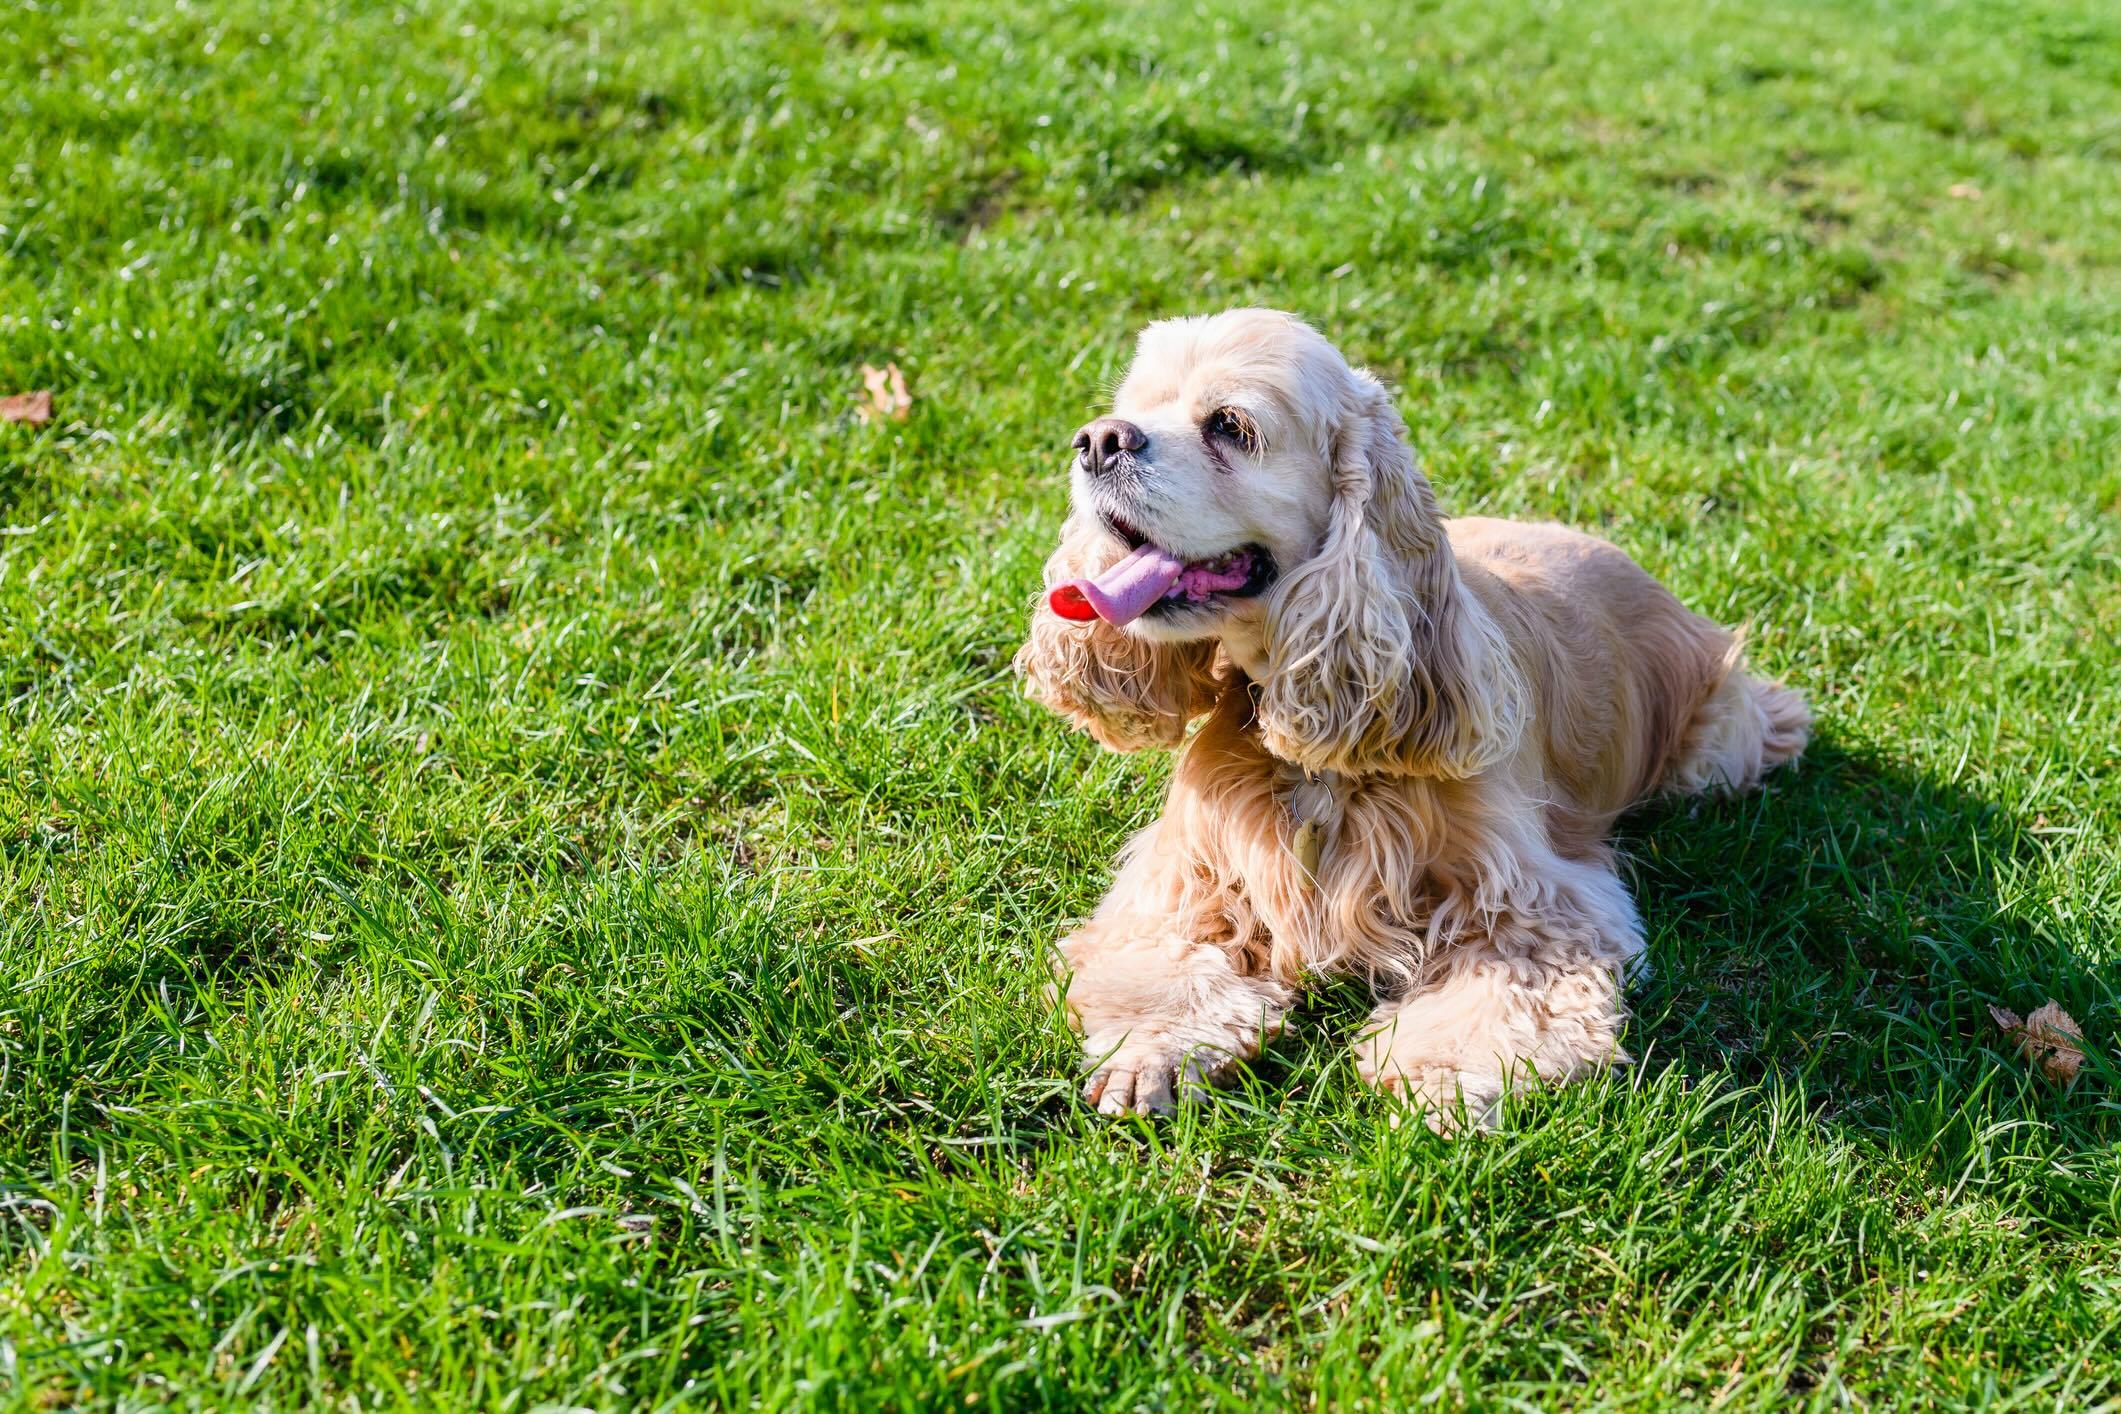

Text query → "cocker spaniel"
[1014,309,1809,1130]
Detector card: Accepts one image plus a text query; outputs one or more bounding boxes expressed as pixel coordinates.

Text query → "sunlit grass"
[3,0,2118,1406]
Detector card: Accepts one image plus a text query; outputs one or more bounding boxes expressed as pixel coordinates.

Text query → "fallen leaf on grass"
[858,362,911,423]
[1989,1001,2086,1087]
[0,390,52,425]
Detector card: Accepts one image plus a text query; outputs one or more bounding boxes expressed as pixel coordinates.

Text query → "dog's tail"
[1662,638,1811,796]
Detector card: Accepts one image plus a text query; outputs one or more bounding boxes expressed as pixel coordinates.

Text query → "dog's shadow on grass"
[1615,735,2114,1164]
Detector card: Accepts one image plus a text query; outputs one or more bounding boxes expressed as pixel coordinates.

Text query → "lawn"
[3,0,2119,1406]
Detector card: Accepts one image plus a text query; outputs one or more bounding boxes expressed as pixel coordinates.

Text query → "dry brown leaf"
[1989,1000,2086,1087]
[0,390,52,426]
[858,362,911,423]
[1946,182,1983,200]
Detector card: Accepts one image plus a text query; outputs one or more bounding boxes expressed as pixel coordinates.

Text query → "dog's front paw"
[1355,1023,1507,1133]
[1081,1037,1225,1117]
[1366,1057,1505,1135]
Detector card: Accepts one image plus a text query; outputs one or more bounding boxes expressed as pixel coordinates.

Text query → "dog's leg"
[1355,849,1640,1132]
[1055,845,1291,1117]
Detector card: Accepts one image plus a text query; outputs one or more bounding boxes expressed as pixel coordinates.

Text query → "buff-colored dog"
[1015,309,1809,1130]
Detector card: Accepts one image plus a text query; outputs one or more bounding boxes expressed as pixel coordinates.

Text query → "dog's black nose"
[1072,417,1147,476]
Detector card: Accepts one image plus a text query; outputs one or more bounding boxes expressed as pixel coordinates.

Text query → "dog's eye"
[1202,407,1258,454]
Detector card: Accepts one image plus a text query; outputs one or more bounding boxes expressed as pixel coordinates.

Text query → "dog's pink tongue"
[1048,543,1187,626]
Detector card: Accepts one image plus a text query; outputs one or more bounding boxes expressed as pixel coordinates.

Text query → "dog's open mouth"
[1048,515,1277,625]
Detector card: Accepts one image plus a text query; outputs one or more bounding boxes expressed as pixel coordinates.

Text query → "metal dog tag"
[1292,818,1322,887]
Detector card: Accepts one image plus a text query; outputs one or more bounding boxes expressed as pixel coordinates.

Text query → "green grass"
[3,0,2119,1405]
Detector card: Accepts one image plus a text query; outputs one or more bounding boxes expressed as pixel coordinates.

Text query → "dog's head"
[1015,309,1523,776]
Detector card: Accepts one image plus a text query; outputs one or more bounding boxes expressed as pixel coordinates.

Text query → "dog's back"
[1448,517,1808,853]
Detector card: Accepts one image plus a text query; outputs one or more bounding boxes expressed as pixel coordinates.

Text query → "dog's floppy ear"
[1254,375,1524,777]
[1013,513,1223,751]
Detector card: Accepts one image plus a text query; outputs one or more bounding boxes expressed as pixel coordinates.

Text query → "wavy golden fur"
[1015,310,1809,1129]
